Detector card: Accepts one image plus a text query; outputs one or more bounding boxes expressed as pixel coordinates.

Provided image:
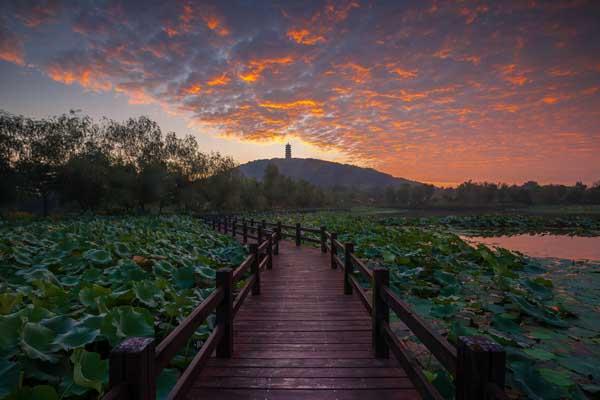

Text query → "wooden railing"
[328,229,507,400]
[101,221,278,400]
[209,215,328,253]
[211,215,508,400]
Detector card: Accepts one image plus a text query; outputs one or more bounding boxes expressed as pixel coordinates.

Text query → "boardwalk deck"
[187,241,420,400]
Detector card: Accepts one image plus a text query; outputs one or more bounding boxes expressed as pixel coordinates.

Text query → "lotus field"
[0,216,245,400]
[268,212,600,400]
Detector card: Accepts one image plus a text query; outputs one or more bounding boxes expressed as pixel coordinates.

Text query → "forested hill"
[239,158,420,189]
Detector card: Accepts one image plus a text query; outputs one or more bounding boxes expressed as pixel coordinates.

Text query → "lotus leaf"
[83,249,112,265]
[21,322,59,363]
[0,359,20,398]
[70,349,108,393]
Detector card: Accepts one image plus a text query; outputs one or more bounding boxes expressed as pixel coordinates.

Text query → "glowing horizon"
[0,0,598,186]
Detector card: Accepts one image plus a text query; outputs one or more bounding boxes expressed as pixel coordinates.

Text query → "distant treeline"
[379,180,600,208]
[0,111,334,215]
[1,111,598,215]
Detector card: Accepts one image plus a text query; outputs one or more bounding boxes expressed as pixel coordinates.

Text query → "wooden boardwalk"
[187,241,419,399]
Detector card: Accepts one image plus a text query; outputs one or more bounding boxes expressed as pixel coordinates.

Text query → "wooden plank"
[206,358,401,368]
[230,350,374,359]
[195,376,414,389]
[187,389,420,400]
[200,367,406,378]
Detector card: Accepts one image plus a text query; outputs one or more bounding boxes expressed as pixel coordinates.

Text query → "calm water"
[463,234,600,261]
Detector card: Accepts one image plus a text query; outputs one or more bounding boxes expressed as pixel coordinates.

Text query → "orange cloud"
[542,96,559,104]
[389,67,418,79]
[259,99,324,115]
[494,103,519,112]
[115,84,154,105]
[337,62,370,83]
[459,5,489,24]
[15,2,60,27]
[285,0,358,45]
[498,64,529,86]
[548,67,575,77]
[238,56,294,83]
[202,13,229,36]
[287,28,325,45]
[46,64,112,92]
[207,73,231,86]
[182,83,202,96]
[0,43,25,66]
[0,27,25,66]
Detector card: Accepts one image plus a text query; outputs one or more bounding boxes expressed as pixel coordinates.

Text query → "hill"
[238,158,420,189]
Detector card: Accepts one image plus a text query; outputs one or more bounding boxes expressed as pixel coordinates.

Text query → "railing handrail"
[155,287,224,373]
[381,285,457,375]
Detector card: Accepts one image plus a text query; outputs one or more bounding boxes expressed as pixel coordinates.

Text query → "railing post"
[216,268,233,358]
[267,235,273,270]
[108,337,156,400]
[212,218,216,230]
[344,243,354,294]
[295,223,301,246]
[258,226,263,245]
[456,336,506,400]
[372,268,389,358]
[274,221,281,255]
[330,233,337,269]
[320,226,327,253]
[249,243,260,295]
[243,221,248,244]
[262,219,266,230]
[232,218,237,238]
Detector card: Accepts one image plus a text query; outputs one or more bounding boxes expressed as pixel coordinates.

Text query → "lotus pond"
[0,216,245,400]
[267,212,600,400]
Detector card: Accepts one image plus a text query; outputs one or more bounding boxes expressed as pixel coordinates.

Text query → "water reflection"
[463,234,600,261]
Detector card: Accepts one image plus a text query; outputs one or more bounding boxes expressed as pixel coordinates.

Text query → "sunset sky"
[1,0,599,186]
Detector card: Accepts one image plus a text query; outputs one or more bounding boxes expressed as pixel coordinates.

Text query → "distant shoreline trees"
[0,111,333,214]
[1,110,598,215]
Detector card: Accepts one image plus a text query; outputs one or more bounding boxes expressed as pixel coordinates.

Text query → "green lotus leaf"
[0,293,23,315]
[16,267,59,285]
[70,349,108,393]
[557,356,600,378]
[83,249,112,265]
[109,306,154,339]
[430,303,458,319]
[157,368,179,400]
[523,348,555,361]
[195,265,216,281]
[511,361,564,400]
[40,316,76,335]
[173,265,195,289]
[56,326,100,351]
[492,314,523,335]
[31,385,59,400]
[21,322,59,363]
[113,242,131,258]
[133,280,162,307]
[0,359,20,398]
[539,368,573,387]
[508,294,568,328]
[79,285,112,310]
[0,313,22,357]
